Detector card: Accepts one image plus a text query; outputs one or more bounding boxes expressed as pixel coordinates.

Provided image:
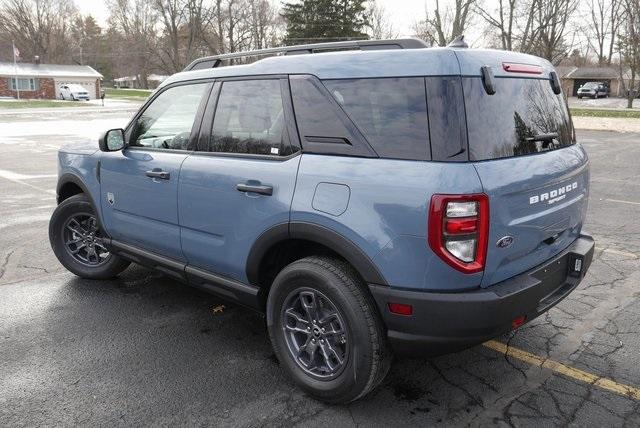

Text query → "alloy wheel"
[62,213,110,267]
[281,287,349,380]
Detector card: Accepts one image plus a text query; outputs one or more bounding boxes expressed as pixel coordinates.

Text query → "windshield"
[582,82,600,88]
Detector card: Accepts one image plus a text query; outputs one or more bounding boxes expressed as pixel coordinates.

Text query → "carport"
[562,66,621,96]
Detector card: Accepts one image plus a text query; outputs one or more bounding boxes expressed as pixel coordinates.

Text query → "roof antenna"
[448,35,468,48]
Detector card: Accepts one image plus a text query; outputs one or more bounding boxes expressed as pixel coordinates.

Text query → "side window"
[323,77,430,160]
[289,75,375,157]
[206,79,294,156]
[425,76,468,161]
[129,83,208,150]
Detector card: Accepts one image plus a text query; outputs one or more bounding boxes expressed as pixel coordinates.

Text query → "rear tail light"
[502,62,543,74]
[428,194,489,274]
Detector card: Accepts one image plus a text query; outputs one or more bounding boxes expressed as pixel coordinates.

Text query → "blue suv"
[49,38,594,403]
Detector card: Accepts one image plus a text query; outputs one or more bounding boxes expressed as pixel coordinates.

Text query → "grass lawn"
[570,108,640,119]
[104,88,152,100]
[0,100,90,109]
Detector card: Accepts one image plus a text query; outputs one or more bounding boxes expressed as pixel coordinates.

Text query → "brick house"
[0,62,103,100]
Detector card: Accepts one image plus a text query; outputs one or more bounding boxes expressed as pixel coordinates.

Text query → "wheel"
[578,96,582,99]
[267,256,391,404]
[60,93,65,100]
[49,194,130,279]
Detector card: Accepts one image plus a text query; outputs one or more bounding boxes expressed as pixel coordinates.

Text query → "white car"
[60,84,90,101]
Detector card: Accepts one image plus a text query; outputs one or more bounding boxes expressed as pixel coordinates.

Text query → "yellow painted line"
[605,198,640,206]
[483,340,640,401]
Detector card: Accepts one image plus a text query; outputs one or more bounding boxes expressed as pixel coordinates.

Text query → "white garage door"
[54,79,97,99]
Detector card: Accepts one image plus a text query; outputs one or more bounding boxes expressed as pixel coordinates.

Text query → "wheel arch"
[56,173,106,232]
[247,222,388,294]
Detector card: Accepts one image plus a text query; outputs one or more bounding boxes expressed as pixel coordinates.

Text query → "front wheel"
[49,194,130,279]
[267,256,391,404]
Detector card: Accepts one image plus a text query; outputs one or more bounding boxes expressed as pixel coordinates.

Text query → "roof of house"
[565,66,619,79]
[554,66,577,78]
[0,62,102,79]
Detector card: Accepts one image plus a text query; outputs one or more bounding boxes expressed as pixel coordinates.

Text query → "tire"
[49,194,130,279]
[60,94,65,100]
[578,96,582,99]
[267,256,391,404]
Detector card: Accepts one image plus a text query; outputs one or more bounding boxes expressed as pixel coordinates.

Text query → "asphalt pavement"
[1,109,639,426]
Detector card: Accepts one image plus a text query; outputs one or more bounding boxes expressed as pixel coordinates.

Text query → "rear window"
[463,77,574,161]
[323,78,430,160]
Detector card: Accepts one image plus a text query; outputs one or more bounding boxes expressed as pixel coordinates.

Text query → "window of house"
[10,78,36,91]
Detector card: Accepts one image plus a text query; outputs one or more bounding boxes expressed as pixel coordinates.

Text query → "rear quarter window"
[323,77,430,160]
[463,77,574,161]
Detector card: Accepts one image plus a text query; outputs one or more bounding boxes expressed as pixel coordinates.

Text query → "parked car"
[59,84,90,101]
[49,39,594,404]
[577,81,609,99]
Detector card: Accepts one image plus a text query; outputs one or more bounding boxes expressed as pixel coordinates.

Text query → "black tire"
[49,194,130,279]
[267,256,391,404]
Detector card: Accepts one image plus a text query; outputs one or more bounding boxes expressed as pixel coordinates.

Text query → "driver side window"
[129,83,208,150]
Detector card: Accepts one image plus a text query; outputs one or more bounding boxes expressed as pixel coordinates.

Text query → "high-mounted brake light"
[428,194,489,274]
[502,62,543,75]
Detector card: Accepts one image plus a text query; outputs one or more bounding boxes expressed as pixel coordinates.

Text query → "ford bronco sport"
[49,38,594,403]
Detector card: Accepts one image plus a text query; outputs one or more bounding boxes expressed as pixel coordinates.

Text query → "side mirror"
[99,128,125,152]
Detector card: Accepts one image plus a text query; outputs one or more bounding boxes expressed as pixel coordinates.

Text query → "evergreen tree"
[281,0,369,45]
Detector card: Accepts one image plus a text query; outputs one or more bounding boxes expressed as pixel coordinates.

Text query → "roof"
[554,66,577,78]
[159,47,554,89]
[0,62,102,79]
[565,66,619,79]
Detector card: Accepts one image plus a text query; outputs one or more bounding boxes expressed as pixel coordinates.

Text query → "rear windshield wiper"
[526,132,559,143]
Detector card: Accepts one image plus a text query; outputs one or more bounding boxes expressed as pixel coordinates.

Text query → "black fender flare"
[246,221,388,286]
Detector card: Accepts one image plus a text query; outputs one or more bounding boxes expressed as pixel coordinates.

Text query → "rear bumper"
[369,234,595,357]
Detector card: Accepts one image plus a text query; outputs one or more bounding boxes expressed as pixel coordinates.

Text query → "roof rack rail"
[183,38,429,71]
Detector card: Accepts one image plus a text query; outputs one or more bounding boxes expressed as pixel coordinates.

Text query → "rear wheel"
[49,194,130,279]
[267,256,391,403]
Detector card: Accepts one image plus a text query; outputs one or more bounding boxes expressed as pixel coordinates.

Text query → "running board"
[107,239,261,310]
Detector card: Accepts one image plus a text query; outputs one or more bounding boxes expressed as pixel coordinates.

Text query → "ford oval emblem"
[496,236,514,248]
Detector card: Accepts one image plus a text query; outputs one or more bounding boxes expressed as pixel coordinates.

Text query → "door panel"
[100,149,188,260]
[99,82,212,260]
[179,155,301,281]
[179,77,301,283]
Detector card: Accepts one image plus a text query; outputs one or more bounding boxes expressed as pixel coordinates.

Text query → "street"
[1,109,639,426]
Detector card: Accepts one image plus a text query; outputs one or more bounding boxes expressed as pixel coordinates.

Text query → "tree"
[617,0,640,108]
[107,0,158,88]
[0,0,78,63]
[367,0,396,39]
[413,0,476,47]
[281,0,369,45]
[475,0,516,50]
[587,0,622,65]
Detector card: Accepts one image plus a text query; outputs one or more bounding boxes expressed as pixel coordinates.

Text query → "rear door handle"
[146,169,170,180]
[236,183,273,196]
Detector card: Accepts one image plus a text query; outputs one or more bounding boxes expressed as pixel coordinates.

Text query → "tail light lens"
[428,194,489,273]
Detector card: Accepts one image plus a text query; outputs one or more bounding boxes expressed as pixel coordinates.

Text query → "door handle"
[146,169,170,180]
[236,183,273,196]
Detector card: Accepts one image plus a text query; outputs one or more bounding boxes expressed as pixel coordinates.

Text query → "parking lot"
[1,109,639,426]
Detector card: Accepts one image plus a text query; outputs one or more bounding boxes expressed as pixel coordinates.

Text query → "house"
[557,66,632,97]
[113,74,168,89]
[0,61,103,100]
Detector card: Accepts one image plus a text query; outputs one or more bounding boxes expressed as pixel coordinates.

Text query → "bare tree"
[475,0,516,50]
[617,0,639,108]
[517,0,578,64]
[414,0,476,47]
[587,0,622,65]
[367,0,396,39]
[0,0,78,63]
[108,0,158,88]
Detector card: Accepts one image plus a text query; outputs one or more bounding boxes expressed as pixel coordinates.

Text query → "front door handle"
[236,183,273,196]
[146,169,170,180]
